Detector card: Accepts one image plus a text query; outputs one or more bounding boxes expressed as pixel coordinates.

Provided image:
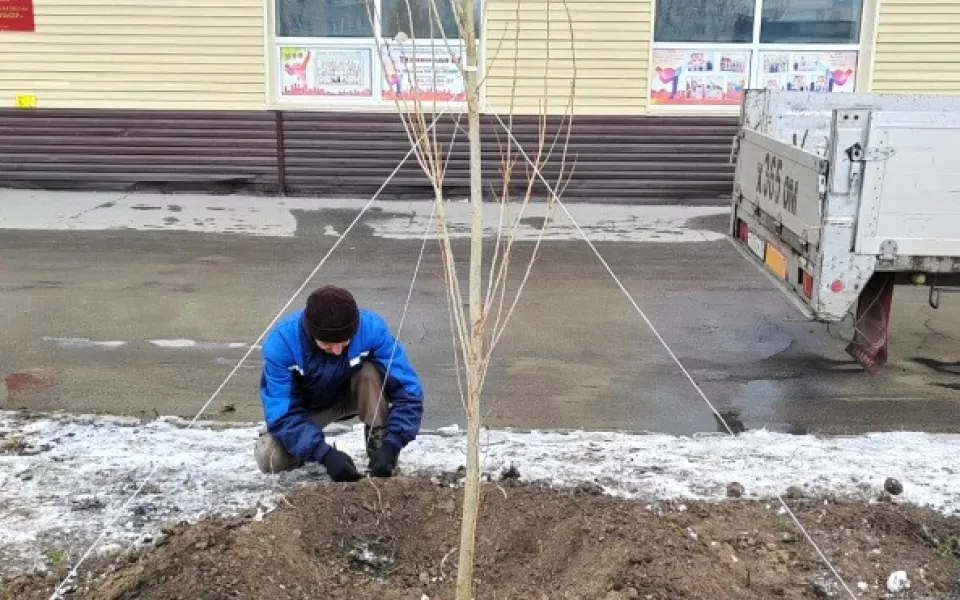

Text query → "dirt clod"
[500,465,520,481]
[0,437,26,454]
[727,482,745,498]
[3,477,959,600]
[884,477,904,496]
[785,486,804,499]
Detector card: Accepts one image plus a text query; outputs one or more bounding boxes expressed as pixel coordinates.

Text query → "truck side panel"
[854,111,960,259]
[742,90,960,156]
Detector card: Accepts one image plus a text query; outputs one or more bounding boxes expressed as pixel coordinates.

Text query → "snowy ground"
[0,190,728,243]
[2,410,959,577]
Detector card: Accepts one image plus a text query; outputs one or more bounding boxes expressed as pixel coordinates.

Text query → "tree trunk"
[455,0,483,596]
[455,359,482,599]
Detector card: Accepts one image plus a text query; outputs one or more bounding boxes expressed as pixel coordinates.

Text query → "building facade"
[1,0,958,201]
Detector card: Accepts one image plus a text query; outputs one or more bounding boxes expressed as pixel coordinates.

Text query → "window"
[651,0,864,107]
[655,0,755,43]
[382,0,458,39]
[274,0,481,104]
[277,0,373,38]
[760,0,863,44]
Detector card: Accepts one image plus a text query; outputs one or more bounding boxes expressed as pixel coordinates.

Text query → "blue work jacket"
[259,308,424,463]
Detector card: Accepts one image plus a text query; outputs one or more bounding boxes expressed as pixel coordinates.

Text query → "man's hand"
[321,447,361,482]
[368,442,400,478]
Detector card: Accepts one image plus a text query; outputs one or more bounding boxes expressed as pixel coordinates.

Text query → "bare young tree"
[366,0,577,597]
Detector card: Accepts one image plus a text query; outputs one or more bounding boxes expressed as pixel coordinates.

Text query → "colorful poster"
[650,49,750,106]
[759,50,858,93]
[279,46,373,98]
[0,0,34,32]
[379,41,466,102]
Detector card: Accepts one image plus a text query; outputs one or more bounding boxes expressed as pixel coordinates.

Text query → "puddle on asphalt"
[914,358,960,376]
[721,379,815,436]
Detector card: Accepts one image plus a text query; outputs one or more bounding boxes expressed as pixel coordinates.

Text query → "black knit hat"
[303,285,360,343]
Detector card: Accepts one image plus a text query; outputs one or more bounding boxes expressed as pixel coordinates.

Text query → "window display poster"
[279,46,373,98]
[650,49,750,106]
[760,51,858,93]
[379,41,466,102]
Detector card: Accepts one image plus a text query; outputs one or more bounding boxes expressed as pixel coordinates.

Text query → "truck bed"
[731,91,960,374]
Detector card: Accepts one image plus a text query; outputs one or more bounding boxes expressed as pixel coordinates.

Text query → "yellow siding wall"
[484,0,651,115]
[871,0,960,92]
[0,0,266,110]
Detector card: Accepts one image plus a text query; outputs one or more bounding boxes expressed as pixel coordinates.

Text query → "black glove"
[368,442,400,478]
[321,447,361,483]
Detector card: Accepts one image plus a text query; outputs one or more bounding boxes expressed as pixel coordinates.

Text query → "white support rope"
[364,110,464,453]
[47,105,455,600]
[481,100,859,600]
[364,201,437,453]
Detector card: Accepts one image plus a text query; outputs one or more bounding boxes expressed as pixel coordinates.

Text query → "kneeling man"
[255,285,424,481]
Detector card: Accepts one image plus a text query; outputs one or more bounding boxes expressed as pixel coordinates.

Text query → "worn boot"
[364,425,386,463]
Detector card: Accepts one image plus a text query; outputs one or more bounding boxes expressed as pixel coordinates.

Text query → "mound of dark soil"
[4,477,959,600]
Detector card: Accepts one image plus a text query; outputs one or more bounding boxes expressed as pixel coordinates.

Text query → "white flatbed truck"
[729,90,960,375]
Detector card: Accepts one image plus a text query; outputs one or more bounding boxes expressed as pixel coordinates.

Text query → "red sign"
[0,0,35,32]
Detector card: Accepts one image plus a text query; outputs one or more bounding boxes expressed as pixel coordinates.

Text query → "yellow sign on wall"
[14,94,37,109]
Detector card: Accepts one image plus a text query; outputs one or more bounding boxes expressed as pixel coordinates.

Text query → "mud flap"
[845,273,895,376]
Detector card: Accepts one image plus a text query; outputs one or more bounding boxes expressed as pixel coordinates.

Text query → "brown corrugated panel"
[0,109,737,202]
[0,109,279,194]
[282,112,739,203]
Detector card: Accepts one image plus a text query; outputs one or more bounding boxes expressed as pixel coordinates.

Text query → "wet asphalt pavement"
[1,192,958,435]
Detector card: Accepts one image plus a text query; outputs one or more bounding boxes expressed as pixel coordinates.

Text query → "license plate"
[747,231,765,259]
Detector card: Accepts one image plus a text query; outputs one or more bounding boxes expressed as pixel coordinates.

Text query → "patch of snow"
[886,570,910,593]
[210,357,261,369]
[436,424,460,436]
[0,190,729,244]
[857,581,868,591]
[349,544,392,568]
[149,339,197,348]
[363,203,730,243]
[2,411,960,576]
[148,339,250,350]
[41,337,127,350]
[44,337,262,355]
